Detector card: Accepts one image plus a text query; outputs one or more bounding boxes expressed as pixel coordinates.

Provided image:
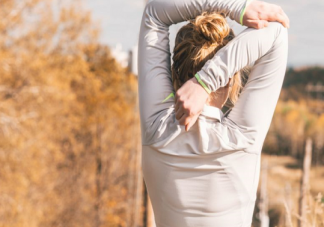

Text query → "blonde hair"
[171,12,243,107]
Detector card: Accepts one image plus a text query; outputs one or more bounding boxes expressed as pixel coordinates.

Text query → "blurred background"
[0,0,323,227]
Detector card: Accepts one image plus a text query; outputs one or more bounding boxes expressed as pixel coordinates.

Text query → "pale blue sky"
[86,0,324,67]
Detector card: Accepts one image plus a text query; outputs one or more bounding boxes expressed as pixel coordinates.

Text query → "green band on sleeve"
[162,73,211,103]
[195,73,211,95]
[240,0,253,25]
[162,92,175,103]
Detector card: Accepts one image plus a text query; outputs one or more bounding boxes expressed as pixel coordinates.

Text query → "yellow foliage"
[265,100,324,158]
[0,0,139,226]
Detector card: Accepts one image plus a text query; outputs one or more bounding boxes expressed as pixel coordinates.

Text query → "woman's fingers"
[178,112,191,125]
[276,11,290,28]
[268,10,289,28]
[245,19,269,29]
[244,1,290,29]
[175,105,185,120]
[185,114,199,132]
[176,103,192,126]
[283,12,290,28]
[174,77,208,124]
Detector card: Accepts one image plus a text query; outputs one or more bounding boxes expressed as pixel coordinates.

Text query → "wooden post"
[298,138,312,227]
[284,183,293,227]
[133,126,143,227]
[259,159,269,227]
[132,84,143,227]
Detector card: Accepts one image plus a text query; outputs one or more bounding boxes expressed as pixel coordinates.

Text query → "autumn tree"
[0,1,140,227]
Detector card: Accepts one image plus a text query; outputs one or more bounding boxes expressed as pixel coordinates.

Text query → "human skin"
[174,0,290,131]
[206,79,232,109]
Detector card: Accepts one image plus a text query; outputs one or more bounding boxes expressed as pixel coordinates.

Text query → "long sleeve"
[138,0,247,145]
[196,21,287,93]
[204,22,288,154]
[148,22,288,155]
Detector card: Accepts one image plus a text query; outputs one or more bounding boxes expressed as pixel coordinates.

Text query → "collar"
[200,104,224,122]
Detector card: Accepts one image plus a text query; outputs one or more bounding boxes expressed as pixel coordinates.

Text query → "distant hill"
[280,67,324,101]
[284,67,324,87]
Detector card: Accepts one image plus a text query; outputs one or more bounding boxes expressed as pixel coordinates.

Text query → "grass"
[256,154,324,227]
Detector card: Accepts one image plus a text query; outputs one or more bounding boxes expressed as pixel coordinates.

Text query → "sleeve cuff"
[196,56,230,92]
[240,0,254,25]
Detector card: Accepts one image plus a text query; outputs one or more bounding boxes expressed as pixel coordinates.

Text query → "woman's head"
[171,12,242,108]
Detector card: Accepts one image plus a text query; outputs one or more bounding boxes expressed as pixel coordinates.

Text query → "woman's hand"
[175,1,289,131]
[243,1,290,29]
[175,77,209,131]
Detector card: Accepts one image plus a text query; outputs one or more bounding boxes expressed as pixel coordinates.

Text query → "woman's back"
[138,1,288,226]
[143,105,260,226]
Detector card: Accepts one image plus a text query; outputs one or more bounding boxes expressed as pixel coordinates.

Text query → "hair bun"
[192,12,230,46]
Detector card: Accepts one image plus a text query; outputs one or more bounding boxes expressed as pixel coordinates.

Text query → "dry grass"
[283,192,324,227]
[259,154,324,227]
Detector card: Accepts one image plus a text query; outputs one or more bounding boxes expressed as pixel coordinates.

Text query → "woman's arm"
[206,22,288,154]
[138,0,247,144]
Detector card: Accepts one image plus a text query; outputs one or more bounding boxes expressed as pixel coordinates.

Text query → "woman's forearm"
[197,22,284,92]
[144,0,246,26]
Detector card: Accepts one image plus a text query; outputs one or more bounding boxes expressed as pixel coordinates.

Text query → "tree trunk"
[95,123,102,227]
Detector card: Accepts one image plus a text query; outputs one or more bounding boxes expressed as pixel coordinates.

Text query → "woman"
[138,0,288,226]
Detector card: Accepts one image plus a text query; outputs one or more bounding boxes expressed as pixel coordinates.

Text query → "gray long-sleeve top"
[138,0,288,153]
[138,1,288,226]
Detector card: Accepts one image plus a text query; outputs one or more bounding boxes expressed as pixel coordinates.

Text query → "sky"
[85,0,324,67]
